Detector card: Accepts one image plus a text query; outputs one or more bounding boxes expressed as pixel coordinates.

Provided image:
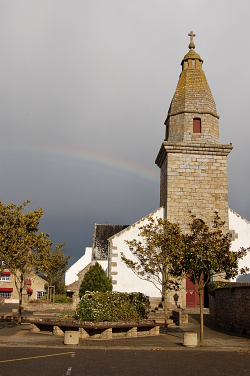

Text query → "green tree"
[0,200,69,323]
[43,243,70,296]
[172,213,249,343]
[79,262,112,299]
[121,217,185,325]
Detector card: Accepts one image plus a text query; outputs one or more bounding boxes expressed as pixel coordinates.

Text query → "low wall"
[22,302,75,311]
[209,283,250,333]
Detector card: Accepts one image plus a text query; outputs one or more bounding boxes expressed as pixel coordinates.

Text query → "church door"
[186,276,204,308]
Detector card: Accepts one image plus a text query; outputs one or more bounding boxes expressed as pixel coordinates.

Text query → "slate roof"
[92,224,129,260]
[168,46,218,119]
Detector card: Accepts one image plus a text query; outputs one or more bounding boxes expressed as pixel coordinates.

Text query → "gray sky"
[1,1,250,267]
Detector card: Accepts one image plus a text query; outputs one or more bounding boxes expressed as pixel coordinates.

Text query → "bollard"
[183,332,197,347]
[64,331,79,345]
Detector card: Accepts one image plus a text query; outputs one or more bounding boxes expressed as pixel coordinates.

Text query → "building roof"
[92,224,129,260]
[108,207,164,241]
[167,36,219,120]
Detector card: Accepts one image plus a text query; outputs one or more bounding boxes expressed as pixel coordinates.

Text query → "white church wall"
[229,209,250,282]
[65,246,92,285]
[109,207,164,298]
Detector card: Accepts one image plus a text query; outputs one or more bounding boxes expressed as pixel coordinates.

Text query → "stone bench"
[29,320,160,339]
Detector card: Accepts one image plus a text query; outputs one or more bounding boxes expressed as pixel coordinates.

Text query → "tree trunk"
[18,288,22,324]
[199,287,203,343]
[18,274,24,325]
[164,286,168,326]
[162,268,168,326]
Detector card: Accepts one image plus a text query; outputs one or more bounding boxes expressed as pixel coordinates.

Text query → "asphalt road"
[0,348,250,376]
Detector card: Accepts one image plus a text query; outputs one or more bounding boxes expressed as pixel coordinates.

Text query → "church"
[65,32,250,308]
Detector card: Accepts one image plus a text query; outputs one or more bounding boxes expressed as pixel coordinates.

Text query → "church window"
[193,118,201,133]
[229,230,238,241]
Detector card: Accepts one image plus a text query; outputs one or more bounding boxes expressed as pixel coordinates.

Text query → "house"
[65,224,128,298]
[0,269,48,303]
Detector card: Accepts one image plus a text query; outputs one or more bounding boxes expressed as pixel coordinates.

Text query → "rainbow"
[3,145,159,185]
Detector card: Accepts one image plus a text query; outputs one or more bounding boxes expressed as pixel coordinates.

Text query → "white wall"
[229,209,250,282]
[65,246,92,285]
[109,207,164,297]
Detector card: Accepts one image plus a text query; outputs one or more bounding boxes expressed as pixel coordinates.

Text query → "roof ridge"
[229,208,250,225]
[108,207,164,240]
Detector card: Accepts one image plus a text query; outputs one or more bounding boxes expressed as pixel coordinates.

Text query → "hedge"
[76,291,150,322]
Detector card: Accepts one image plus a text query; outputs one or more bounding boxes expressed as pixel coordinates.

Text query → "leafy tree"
[79,262,112,298]
[172,213,249,343]
[0,200,69,323]
[121,217,185,324]
[43,243,70,296]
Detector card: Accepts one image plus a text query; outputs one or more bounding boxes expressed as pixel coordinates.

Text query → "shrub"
[38,296,48,301]
[54,294,70,303]
[79,262,112,298]
[76,291,150,322]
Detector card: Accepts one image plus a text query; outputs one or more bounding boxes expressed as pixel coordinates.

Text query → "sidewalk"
[0,305,250,351]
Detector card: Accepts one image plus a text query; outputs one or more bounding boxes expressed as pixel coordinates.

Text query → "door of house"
[186,276,204,308]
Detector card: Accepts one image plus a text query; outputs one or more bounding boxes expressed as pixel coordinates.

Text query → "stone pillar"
[127,327,137,337]
[53,325,64,336]
[31,323,40,333]
[79,327,89,339]
[100,328,112,339]
[149,326,160,336]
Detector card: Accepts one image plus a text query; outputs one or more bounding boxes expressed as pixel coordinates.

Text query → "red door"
[186,276,204,308]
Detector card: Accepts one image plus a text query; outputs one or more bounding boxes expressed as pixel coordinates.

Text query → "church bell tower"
[155,32,233,230]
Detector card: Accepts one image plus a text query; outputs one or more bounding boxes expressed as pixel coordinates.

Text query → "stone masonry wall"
[160,148,230,231]
[209,283,250,332]
[168,113,220,144]
[160,157,168,208]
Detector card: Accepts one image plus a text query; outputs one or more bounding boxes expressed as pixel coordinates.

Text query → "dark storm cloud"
[1,0,250,266]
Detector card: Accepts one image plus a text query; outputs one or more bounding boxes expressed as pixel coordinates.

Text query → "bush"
[76,291,150,322]
[54,294,71,303]
[79,262,112,298]
[39,296,47,301]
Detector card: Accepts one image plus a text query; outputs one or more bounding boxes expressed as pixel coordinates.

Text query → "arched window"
[193,118,201,133]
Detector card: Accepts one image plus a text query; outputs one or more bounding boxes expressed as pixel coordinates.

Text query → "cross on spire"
[188,31,196,49]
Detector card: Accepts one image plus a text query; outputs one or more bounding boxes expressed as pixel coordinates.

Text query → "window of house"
[0,270,10,281]
[0,287,13,298]
[0,291,11,298]
[193,118,201,133]
[0,275,10,281]
[37,291,47,299]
